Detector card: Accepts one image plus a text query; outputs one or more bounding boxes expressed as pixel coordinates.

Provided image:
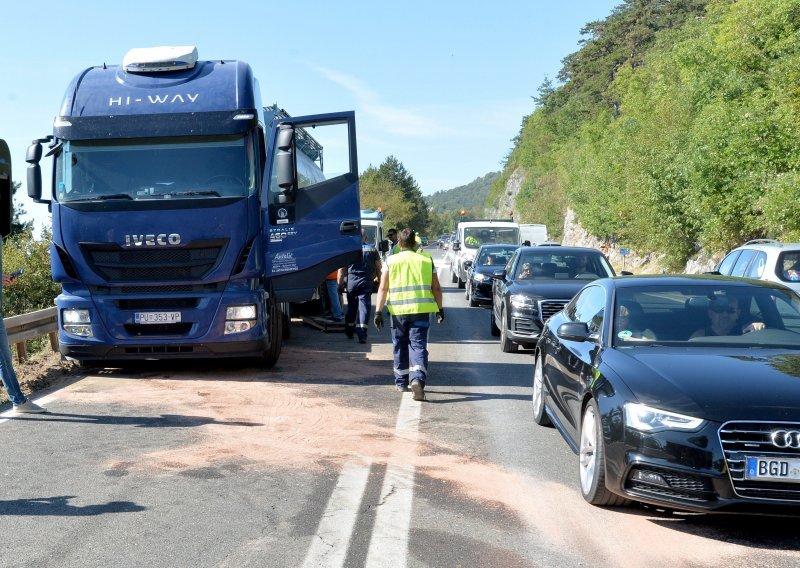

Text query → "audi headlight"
[510,294,536,309]
[474,273,487,282]
[624,402,705,432]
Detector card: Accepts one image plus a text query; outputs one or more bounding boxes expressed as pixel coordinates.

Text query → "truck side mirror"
[25,137,52,204]
[275,125,296,203]
[0,139,12,238]
[452,242,460,251]
[379,239,389,253]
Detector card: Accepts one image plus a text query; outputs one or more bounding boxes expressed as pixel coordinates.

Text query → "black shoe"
[411,380,425,401]
[358,337,367,344]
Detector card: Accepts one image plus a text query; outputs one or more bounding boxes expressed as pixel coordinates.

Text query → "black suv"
[490,246,616,352]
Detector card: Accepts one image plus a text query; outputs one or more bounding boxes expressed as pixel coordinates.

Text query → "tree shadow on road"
[0,496,145,516]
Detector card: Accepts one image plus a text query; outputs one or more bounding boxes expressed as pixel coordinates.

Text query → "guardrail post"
[15,342,26,363]
[48,331,58,352]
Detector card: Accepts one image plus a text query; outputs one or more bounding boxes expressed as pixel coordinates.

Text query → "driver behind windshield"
[690,295,766,338]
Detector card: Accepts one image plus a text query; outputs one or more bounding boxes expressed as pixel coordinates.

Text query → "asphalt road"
[2,248,800,567]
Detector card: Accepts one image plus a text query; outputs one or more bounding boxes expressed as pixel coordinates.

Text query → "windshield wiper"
[70,193,133,202]
[162,190,221,198]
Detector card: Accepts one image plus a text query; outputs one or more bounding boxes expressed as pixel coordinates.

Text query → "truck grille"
[81,240,228,282]
[538,300,569,322]
[719,421,800,501]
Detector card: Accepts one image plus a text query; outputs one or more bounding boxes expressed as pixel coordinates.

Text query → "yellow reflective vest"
[386,250,439,316]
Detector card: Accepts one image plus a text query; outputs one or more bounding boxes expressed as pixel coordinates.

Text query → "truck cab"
[26,46,362,367]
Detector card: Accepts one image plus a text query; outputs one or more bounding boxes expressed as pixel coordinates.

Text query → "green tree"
[376,156,429,232]
[11,181,32,235]
[359,166,412,230]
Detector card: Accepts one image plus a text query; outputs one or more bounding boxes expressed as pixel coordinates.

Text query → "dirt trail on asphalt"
[52,338,795,568]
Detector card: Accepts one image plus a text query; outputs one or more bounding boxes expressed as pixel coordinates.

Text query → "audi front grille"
[719,421,800,501]
[538,300,569,322]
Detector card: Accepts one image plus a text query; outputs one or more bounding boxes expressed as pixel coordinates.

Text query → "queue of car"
[454,238,800,516]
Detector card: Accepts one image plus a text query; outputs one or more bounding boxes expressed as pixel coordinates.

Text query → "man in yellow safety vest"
[374,228,444,401]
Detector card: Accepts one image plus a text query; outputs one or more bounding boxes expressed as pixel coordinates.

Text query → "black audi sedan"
[465,244,519,307]
[533,274,800,514]
[491,246,614,352]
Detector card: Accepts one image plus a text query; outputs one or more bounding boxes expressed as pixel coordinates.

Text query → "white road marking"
[365,393,421,568]
[302,459,373,568]
[0,393,59,424]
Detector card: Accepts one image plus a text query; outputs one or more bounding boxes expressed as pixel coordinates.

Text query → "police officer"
[374,228,444,401]
[339,230,382,343]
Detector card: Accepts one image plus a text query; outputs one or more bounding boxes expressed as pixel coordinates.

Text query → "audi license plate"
[745,457,800,482]
[134,311,181,325]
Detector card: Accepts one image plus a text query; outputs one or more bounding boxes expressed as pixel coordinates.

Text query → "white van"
[451,220,519,288]
[519,224,548,246]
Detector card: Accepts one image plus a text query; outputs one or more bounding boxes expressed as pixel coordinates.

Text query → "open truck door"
[0,140,13,238]
[263,111,361,302]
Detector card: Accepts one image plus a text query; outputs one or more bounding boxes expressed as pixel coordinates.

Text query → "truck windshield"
[463,227,519,249]
[55,135,256,202]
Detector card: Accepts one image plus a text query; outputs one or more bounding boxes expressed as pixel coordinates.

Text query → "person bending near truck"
[339,230,382,344]
[374,228,444,401]
[0,250,46,413]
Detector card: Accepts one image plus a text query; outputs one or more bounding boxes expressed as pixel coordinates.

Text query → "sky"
[1,0,621,232]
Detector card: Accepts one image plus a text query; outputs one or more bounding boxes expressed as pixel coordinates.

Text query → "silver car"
[716,239,800,293]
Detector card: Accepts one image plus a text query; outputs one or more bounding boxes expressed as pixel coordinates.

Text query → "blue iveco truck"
[26,46,362,367]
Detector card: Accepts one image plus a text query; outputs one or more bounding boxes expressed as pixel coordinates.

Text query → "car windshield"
[56,135,256,202]
[613,284,800,348]
[463,227,519,249]
[476,246,517,267]
[515,252,613,280]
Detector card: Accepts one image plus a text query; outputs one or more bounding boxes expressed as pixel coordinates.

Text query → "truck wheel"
[281,302,291,340]
[263,297,282,368]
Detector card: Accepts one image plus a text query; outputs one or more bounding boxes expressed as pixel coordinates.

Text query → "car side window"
[731,250,757,277]
[745,251,767,279]
[565,285,606,333]
[506,250,519,274]
[716,251,741,275]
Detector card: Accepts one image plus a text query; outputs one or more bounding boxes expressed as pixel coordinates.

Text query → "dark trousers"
[390,314,430,388]
[345,286,372,340]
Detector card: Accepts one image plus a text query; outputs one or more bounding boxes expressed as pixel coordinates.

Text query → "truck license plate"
[745,456,800,482]
[134,311,181,324]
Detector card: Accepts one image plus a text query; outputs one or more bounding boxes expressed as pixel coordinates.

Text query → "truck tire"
[263,296,282,368]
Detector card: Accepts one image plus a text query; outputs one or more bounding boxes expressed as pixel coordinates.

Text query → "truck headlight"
[624,402,705,432]
[225,304,256,334]
[62,309,93,337]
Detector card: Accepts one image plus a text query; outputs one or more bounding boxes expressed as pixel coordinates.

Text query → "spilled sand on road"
[57,346,762,567]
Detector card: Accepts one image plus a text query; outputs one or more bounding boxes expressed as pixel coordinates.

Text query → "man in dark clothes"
[339,230,382,343]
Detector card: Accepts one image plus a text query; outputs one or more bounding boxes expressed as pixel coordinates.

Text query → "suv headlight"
[510,294,537,309]
[474,273,487,282]
[624,402,705,432]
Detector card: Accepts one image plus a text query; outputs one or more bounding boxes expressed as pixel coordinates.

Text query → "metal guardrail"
[4,307,58,362]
